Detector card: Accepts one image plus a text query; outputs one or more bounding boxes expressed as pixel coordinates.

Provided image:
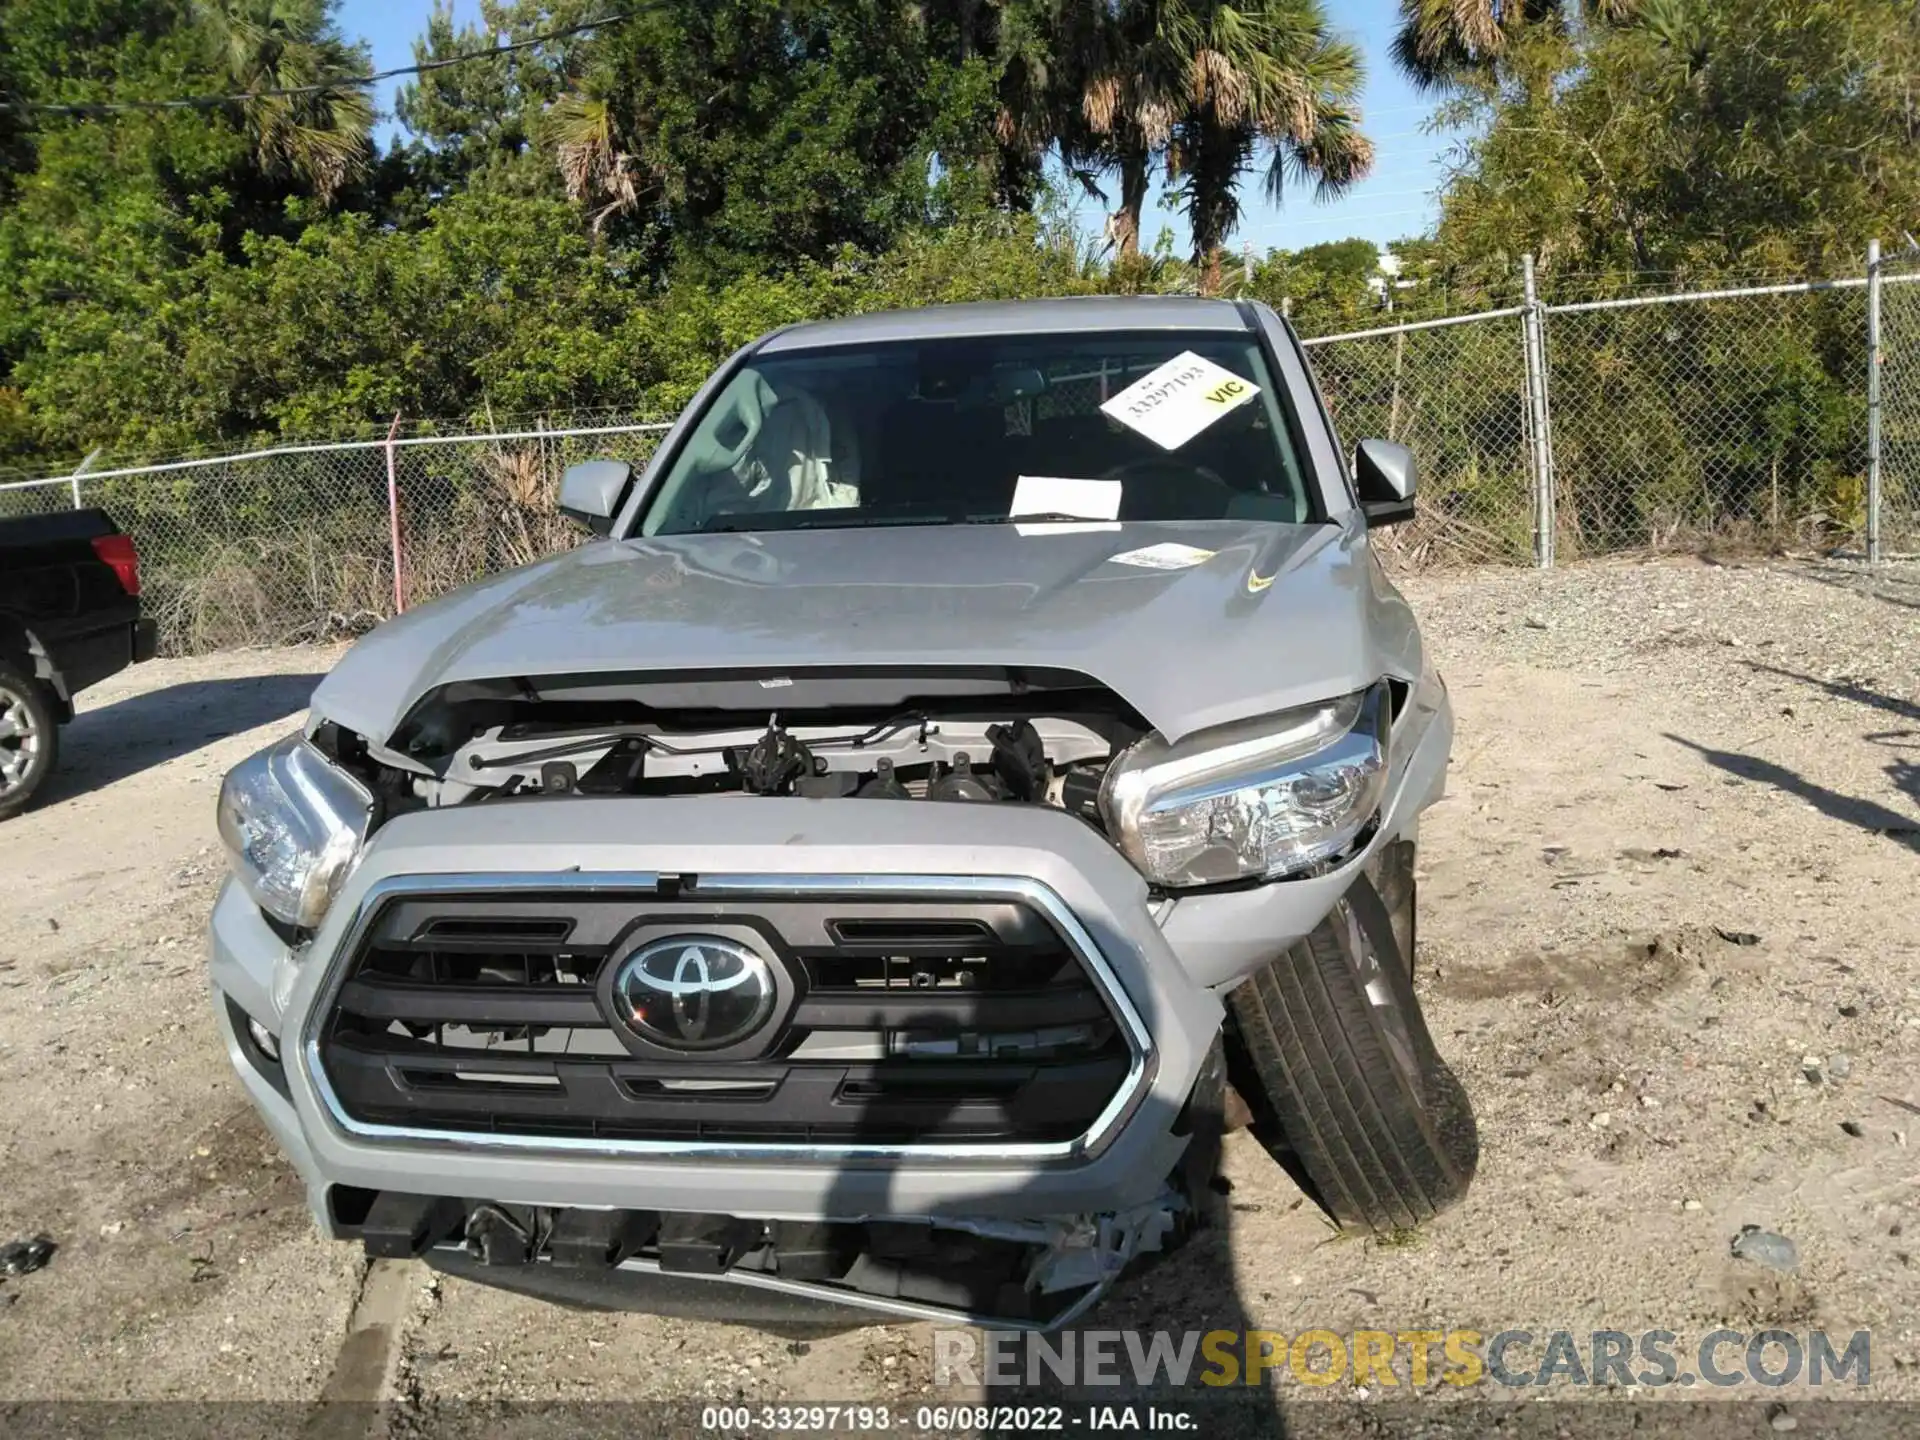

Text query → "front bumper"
[209,673,1452,1310]
[212,801,1223,1224]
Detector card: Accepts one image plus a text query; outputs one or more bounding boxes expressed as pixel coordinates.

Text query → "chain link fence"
[1543,283,1871,558]
[0,424,669,654]
[1879,251,1920,555]
[1301,309,1534,566]
[4,254,1918,657]
[390,424,668,613]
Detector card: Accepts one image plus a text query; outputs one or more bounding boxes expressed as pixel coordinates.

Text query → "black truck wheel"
[0,660,58,821]
[1226,850,1477,1233]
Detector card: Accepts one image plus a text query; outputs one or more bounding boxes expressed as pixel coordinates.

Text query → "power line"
[0,10,629,116]
[1364,126,1469,140]
[1241,206,1437,235]
[1298,185,1440,203]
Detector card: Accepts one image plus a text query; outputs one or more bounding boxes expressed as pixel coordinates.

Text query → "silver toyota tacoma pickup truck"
[210,296,1474,1330]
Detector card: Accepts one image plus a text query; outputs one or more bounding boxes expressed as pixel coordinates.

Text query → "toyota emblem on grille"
[611,936,777,1050]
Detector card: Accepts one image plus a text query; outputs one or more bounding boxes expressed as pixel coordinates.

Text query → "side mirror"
[558,459,635,536]
[1354,438,1418,527]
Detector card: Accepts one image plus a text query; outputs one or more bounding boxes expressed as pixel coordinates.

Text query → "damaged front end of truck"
[210,647,1448,1328]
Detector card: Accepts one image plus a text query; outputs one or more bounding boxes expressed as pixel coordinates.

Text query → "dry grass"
[147,532,392,654]
[142,444,582,654]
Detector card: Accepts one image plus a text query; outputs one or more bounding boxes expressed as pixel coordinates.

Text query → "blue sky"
[334,0,1454,253]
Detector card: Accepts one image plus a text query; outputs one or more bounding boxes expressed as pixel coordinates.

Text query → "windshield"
[641,329,1316,536]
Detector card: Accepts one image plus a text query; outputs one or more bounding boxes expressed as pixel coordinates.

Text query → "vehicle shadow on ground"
[1663,733,1920,848]
[1793,561,1920,612]
[1871,736,1920,812]
[38,672,325,805]
[1724,663,1920,823]
[1743,661,1920,723]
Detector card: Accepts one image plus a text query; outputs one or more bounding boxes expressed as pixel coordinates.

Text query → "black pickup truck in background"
[0,509,156,819]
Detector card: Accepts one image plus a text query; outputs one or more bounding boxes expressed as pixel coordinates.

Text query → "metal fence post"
[384,411,407,614]
[69,447,101,509]
[1521,254,1557,567]
[1866,238,1883,563]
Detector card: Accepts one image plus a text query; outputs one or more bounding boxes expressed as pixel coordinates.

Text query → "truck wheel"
[0,661,58,821]
[1226,862,1477,1234]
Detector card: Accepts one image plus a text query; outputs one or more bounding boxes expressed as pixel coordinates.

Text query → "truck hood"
[312,518,1420,746]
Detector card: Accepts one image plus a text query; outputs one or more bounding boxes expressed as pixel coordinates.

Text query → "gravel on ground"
[0,556,1914,1429]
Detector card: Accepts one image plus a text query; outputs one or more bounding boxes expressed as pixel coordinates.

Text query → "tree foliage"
[194,0,374,201]
[1054,0,1372,262]
[0,0,1915,481]
[1391,1,1640,93]
[1424,0,1920,278]
[549,0,1000,273]
[394,1,601,205]
[1244,237,1380,328]
[0,0,259,461]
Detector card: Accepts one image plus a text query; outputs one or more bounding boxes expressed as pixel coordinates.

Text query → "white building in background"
[1368,252,1419,310]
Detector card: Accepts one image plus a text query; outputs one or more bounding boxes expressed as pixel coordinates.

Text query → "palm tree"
[549,89,648,233]
[1167,2,1371,264]
[1391,0,1641,91]
[195,0,374,202]
[1078,0,1372,263]
[984,0,1109,212]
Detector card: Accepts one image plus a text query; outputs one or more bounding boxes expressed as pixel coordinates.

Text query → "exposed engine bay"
[315,671,1149,839]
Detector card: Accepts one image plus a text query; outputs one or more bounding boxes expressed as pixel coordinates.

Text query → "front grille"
[315,888,1131,1148]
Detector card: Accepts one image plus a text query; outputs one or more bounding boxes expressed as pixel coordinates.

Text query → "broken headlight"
[217,732,372,928]
[1100,684,1389,888]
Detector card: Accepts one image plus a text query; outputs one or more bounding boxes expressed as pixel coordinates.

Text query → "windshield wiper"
[961,512,1115,525]
[693,512,942,534]
[690,511,1112,534]
[787,511,942,528]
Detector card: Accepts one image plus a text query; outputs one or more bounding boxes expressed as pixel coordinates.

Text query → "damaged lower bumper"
[321,1187,1189,1329]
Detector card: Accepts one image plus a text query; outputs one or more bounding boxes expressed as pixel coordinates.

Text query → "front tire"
[0,661,59,821]
[1227,852,1477,1233]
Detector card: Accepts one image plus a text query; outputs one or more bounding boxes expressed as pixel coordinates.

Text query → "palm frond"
[548,92,643,232]
[1271,107,1376,206]
[1082,73,1122,133]
[194,0,372,202]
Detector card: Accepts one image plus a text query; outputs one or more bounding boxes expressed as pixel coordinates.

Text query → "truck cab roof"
[756,296,1260,354]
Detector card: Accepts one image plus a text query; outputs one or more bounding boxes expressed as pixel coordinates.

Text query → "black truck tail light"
[90,533,141,596]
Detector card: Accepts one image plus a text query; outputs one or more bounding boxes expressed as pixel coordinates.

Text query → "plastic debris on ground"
[0,1234,57,1277]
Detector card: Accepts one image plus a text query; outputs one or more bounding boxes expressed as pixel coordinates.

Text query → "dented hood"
[311,519,1422,746]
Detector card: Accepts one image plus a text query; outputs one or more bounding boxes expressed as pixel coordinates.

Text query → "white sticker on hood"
[1100,351,1260,451]
[1107,542,1216,571]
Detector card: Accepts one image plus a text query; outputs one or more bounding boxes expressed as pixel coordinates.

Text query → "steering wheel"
[1096,456,1237,521]
[1099,456,1230,488]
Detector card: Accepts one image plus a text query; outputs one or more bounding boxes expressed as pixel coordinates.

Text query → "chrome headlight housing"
[217,732,372,928]
[1101,684,1390,889]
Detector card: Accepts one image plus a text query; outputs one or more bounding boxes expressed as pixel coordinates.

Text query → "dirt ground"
[0,554,1916,1431]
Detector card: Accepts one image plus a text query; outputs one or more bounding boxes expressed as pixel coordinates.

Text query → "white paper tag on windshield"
[1108,542,1216,570]
[1010,475,1122,522]
[1100,351,1260,451]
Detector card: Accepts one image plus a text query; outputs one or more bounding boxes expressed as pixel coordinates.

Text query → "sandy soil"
[0,556,1915,1430]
